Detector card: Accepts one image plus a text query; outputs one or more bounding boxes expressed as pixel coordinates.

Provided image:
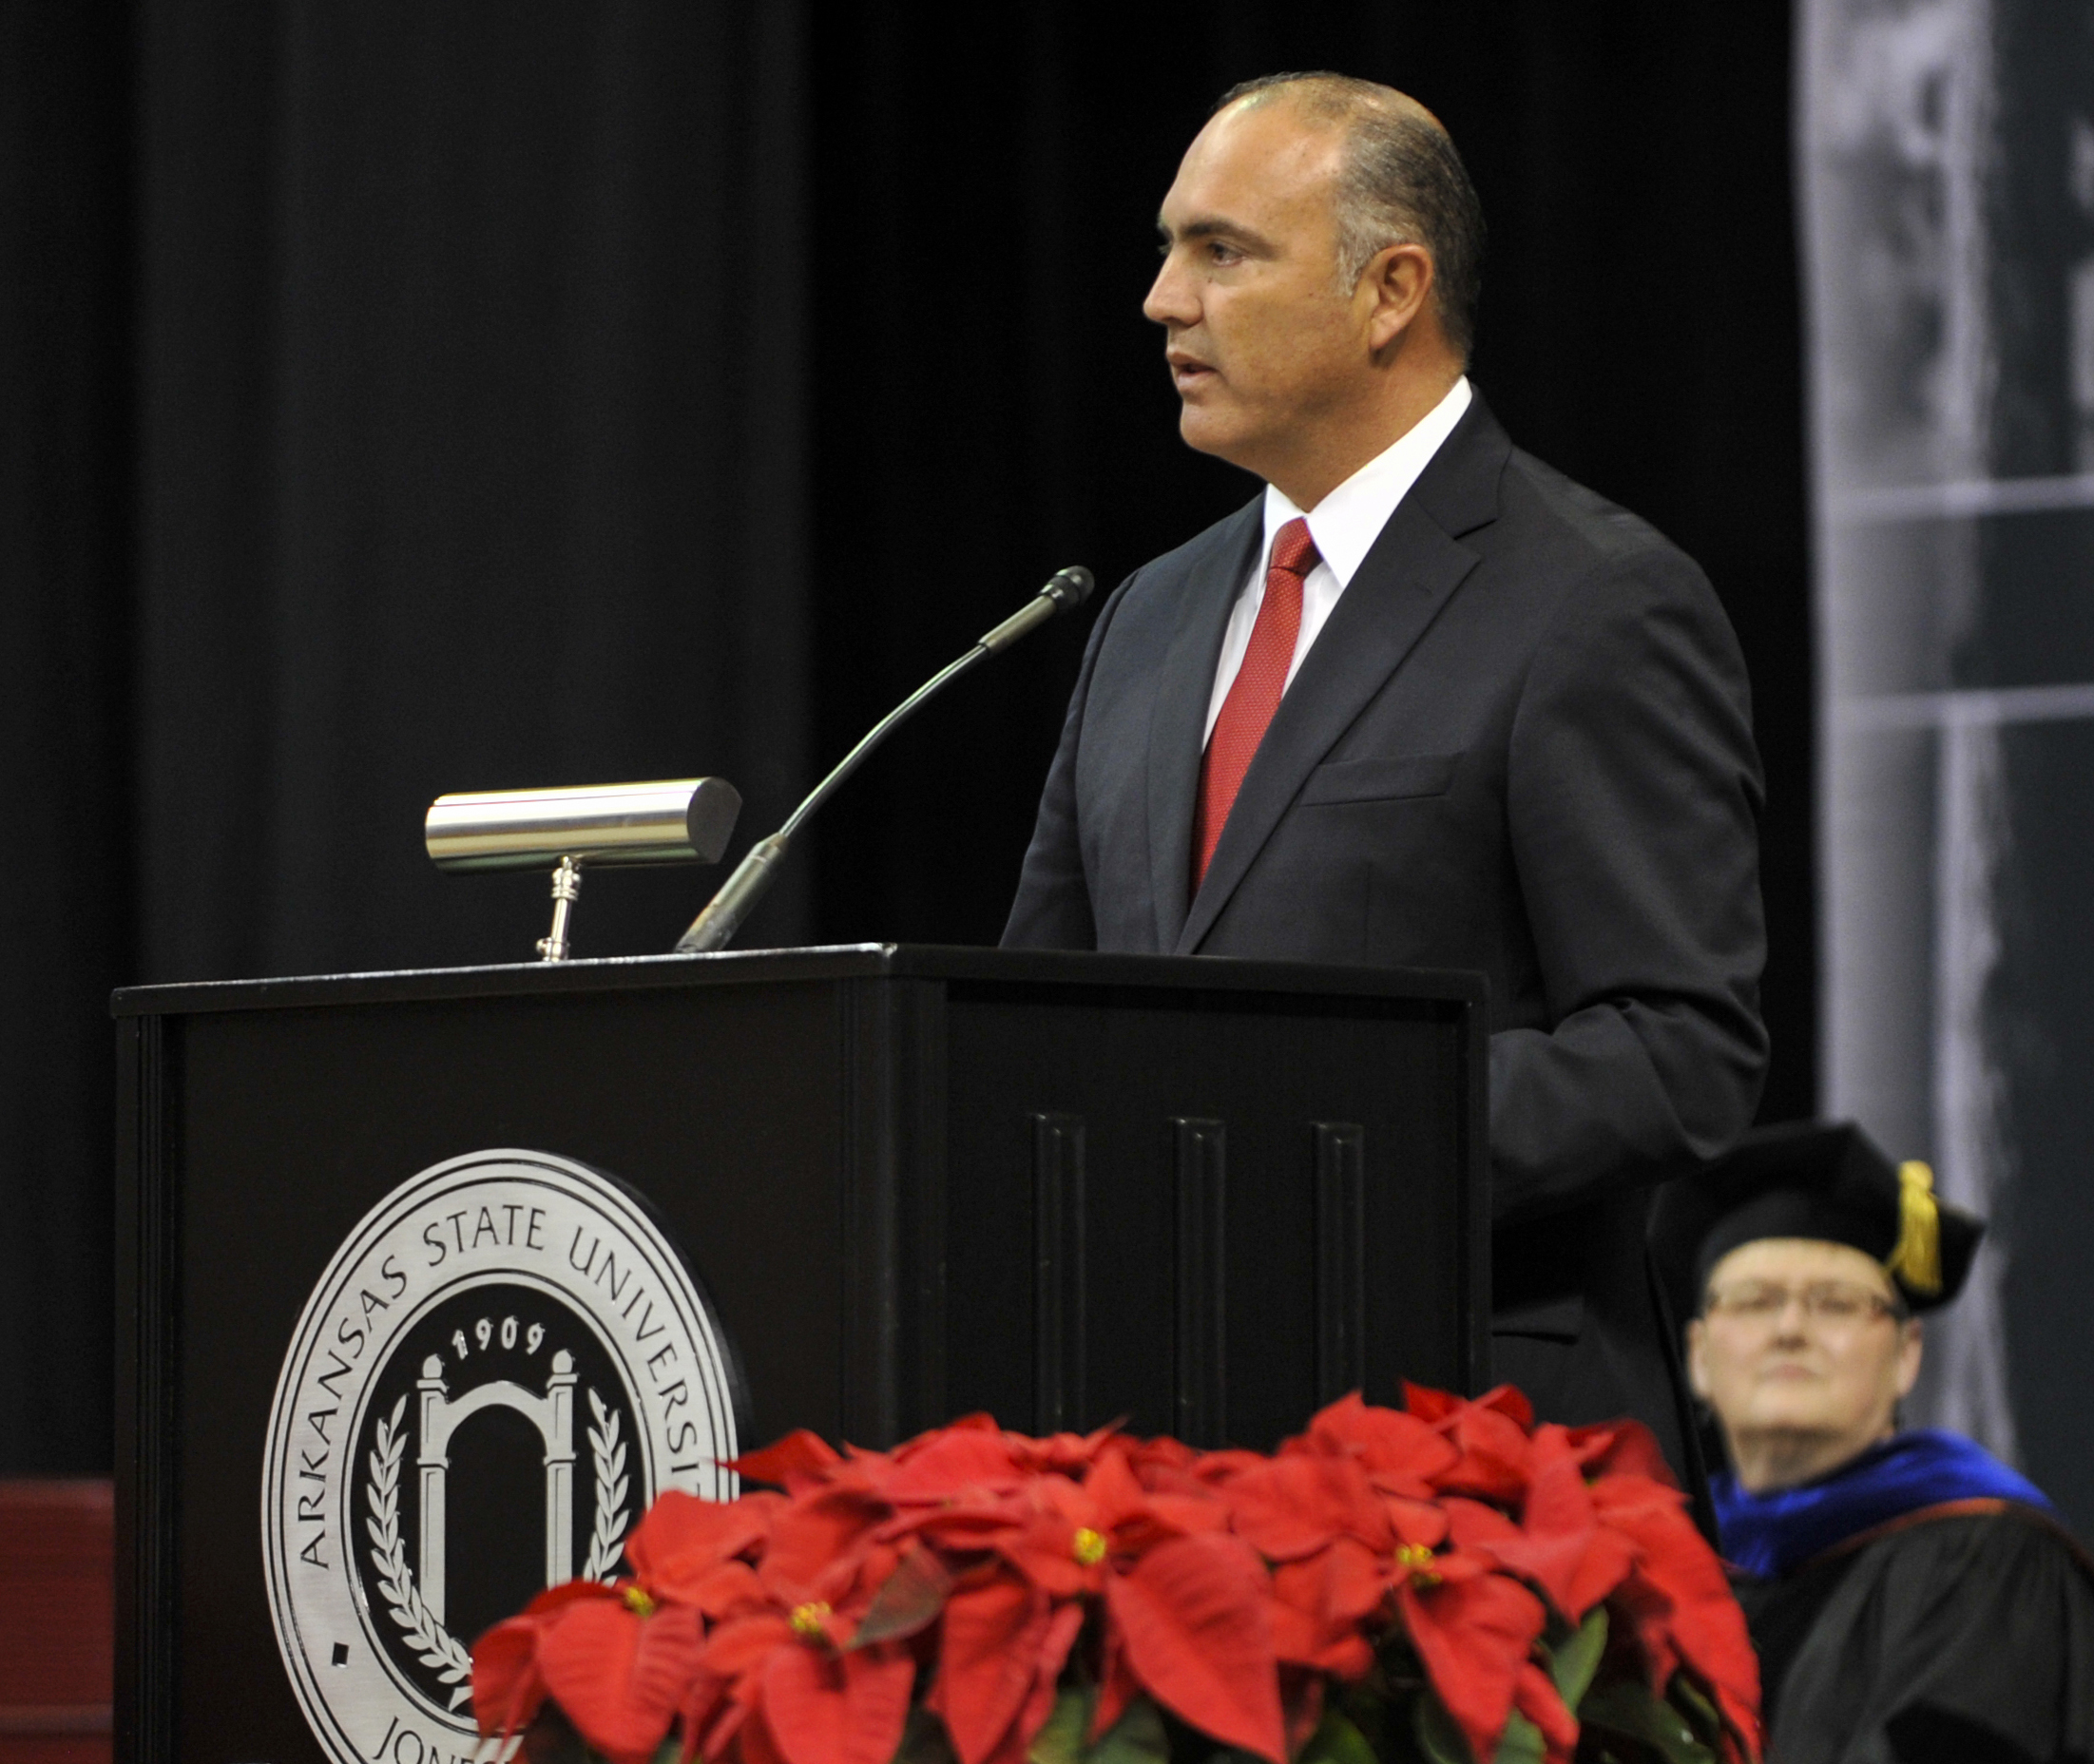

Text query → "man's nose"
[1143,252,1196,327]
[1770,1294,1814,1337]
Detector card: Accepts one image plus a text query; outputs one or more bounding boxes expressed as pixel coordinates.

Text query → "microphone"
[674,566,1096,954]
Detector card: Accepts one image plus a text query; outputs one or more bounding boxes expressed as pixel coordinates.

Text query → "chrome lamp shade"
[425,777,741,872]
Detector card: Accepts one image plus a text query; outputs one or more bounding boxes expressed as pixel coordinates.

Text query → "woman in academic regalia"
[1651,1122,2094,1763]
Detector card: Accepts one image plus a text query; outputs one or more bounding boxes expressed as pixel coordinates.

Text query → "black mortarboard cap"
[1649,1120,1985,1320]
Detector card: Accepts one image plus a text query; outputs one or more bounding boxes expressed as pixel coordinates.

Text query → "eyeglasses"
[1704,1281,1903,1324]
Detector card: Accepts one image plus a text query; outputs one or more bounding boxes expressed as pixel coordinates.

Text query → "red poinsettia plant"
[471,1386,1758,1764]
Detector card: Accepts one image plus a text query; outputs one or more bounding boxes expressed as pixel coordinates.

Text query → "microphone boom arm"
[674,566,1093,954]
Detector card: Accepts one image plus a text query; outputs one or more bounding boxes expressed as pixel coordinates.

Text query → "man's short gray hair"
[1217,72,1486,362]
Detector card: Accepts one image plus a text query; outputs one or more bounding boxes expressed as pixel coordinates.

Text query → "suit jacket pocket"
[1301,753,1459,805]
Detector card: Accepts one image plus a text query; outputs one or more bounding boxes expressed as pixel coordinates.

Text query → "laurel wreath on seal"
[581,1389,631,1582]
[366,1396,475,1711]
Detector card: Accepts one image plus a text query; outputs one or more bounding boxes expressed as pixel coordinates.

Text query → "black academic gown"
[1740,1505,2094,1763]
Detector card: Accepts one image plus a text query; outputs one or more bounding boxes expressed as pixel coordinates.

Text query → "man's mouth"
[1166,352,1217,392]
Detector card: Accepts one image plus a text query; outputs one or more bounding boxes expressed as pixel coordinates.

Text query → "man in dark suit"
[1002,72,1767,1477]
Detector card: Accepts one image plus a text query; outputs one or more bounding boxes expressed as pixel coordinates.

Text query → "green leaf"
[1028,1689,1092,1764]
[1670,1676,1720,1738]
[1546,1608,1607,1714]
[1412,1694,1472,1764]
[1088,1698,1170,1764]
[1577,1683,1717,1764]
[1489,1712,1545,1764]
[1297,1710,1378,1764]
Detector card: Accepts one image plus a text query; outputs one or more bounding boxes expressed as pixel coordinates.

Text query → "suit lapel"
[1145,502,1263,951]
[1174,395,1511,955]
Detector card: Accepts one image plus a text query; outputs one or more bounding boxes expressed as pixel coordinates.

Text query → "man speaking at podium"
[1003,73,1767,1473]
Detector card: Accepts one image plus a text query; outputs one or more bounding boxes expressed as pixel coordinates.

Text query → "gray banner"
[1803,0,2094,1533]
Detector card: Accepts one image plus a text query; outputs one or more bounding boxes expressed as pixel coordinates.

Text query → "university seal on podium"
[262,1149,741,1764]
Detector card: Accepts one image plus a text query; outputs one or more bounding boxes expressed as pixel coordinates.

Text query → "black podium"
[112,946,1487,1764]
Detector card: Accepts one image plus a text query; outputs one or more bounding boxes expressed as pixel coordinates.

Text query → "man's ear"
[1686,1315,1713,1401]
[1894,1317,1924,1400]
[1363,241,1434,355]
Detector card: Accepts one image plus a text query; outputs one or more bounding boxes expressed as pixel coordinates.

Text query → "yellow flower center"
[790,1601,832,1641]
[623,1585,657,1618]
[1394,1544,1441,1588]
[1071,1527,1107,1566]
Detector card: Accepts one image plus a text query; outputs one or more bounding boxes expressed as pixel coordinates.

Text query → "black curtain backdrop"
[1,2,134,1475]
[135,3,813,987]
[2,1,1812,1471]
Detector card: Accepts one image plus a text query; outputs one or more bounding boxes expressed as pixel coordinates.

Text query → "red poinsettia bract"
[471,1388,1759,1764]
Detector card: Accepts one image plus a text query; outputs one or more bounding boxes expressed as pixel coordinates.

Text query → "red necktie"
[1193,516,1318,891]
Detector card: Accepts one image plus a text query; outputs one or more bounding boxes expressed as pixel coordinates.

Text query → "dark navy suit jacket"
[1002,391,1767,1474]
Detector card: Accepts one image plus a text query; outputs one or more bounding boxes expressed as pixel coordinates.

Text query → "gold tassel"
[1885,1160,1943,1297]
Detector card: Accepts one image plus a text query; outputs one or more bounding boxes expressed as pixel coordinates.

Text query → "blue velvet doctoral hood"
[1712,1428,2053,1580]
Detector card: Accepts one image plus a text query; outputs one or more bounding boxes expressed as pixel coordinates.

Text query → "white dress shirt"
[1202,375,1474,744]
